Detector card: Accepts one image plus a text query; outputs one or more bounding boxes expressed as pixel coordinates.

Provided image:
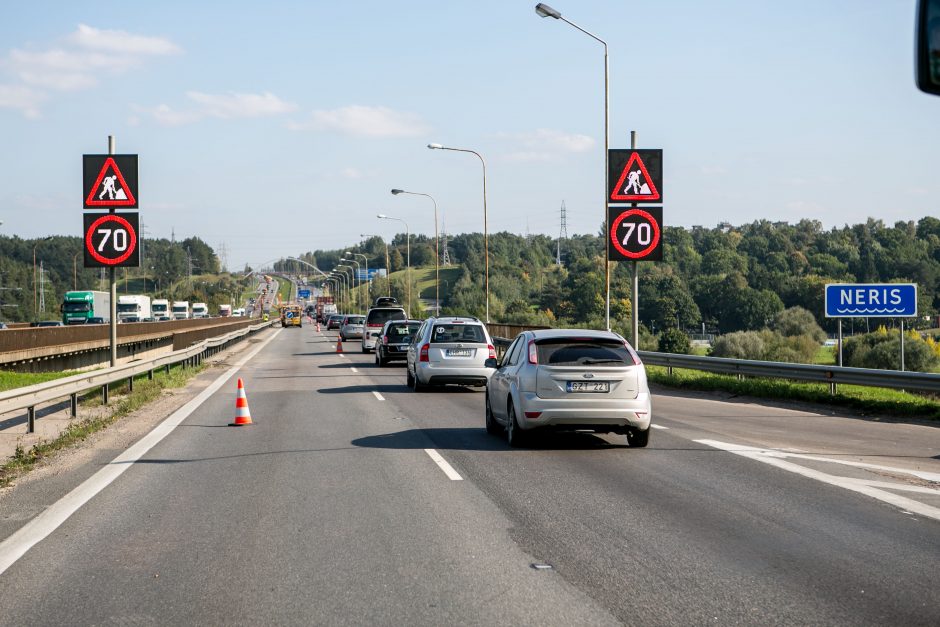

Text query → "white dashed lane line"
[351,367,358,373]
[651,424,669,430]
[425,449,463,481]
[372,391,385,401]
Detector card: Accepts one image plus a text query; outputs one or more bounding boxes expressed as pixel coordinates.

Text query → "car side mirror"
[484,357,498,369]
[917,0,940,95]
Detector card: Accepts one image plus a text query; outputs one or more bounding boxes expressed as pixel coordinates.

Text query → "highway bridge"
[0,322,937,625]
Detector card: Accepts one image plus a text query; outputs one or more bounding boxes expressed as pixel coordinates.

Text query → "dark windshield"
[63,303,91,313]
[536,339,630,366]
[345,316,365,324]
[386,322,420,339]
[431,324,486,344]
[366,308,406,325]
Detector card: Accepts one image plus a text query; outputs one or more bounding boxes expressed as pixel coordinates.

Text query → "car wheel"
[485,393,502,435]
[506,403,526,448]
[406,365,415,387]
[626,427,650,448]
[412,367,426,392]
[377,352,386,367]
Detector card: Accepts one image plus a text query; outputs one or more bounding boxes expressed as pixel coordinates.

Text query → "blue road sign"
[298,289,311,299]
[825,283,917,318]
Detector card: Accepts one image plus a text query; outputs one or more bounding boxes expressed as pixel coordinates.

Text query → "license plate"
[447,349,472,357]
[567,381,609,393]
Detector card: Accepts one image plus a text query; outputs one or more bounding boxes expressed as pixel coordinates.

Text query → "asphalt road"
[0,324,938,625]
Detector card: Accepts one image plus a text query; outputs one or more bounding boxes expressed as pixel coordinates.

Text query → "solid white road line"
[651,424,669,430]
[696,439,940,522]
[424,449,463,481]
[372,391,385,401]
[0,328,283,576]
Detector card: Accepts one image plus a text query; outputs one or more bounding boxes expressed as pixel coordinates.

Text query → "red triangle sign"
[85,157,137,207]
[610,152,660,202]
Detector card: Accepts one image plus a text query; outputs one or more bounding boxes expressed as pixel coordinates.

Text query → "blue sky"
[0,0,936,270]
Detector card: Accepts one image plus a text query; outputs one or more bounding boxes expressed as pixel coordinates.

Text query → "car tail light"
[527,340,538,364]
[487,344,496,359]
[524,411,542,419]
[420,343,430,362]
[382,336,389,345]
[624,341,642,366]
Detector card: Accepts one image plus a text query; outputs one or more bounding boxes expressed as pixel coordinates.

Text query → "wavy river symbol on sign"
[833,307,908,315]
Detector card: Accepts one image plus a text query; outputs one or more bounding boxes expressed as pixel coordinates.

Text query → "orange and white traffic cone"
[229,378,253,426]
[336,337,343,353]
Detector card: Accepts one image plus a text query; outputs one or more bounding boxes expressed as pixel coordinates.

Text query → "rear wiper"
[579,358,624,364]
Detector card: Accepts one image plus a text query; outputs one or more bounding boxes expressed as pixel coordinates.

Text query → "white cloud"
[501,151,555,163]
[494,128,596,155]
[288,105,430,138]
[141,91,298,127]
[0,83,45,118]
[69,24,181,56]
[186,91,298,118]
[0,24,181,116]
[340,167,364,179]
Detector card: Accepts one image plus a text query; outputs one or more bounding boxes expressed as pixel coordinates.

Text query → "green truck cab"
[61,290,111,325]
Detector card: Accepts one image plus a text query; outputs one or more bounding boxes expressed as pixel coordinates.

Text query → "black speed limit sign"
[608,206,663,261]
[83,213,140,268]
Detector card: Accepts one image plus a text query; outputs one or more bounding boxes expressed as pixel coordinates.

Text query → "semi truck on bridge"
[117,295,151,323]
[61,291,111,325]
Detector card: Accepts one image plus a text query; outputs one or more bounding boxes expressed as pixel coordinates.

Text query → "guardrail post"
[128,376,134,393]
[70,393,78,417]
[27,406,35,434]
[667,365,673,377]
[165,364,171,375]
[148,369,154,381]
[102,383,109,405]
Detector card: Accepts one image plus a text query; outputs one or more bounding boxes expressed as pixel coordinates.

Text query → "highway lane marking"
[425,449,463,481]
[0,328,283,577]
[372,391,385,401]
[651,424,669,430]
[351,367,358,373]
[696,439,940,522]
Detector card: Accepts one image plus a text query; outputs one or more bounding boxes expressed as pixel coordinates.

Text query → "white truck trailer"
[117,295,152,322]
[171,301,190,320]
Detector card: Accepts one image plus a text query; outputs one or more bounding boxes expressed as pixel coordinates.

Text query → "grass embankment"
[0,363,204,488]
[647,366,940,421]
[0,370,77,393]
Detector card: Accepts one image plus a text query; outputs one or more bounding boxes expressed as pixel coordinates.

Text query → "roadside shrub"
[710,330,766,359]
[844,331,939,372]
[658,328,691,354]
[771,306,826,343]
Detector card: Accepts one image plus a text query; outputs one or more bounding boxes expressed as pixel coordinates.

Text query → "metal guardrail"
[638,351,940,394]
[490,330,940,395]
[1,321,274,434]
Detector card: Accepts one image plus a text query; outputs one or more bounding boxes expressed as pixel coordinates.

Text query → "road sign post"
[83,137,140,367]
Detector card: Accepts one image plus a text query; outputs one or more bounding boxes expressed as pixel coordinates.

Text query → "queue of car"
[318,296,652,448]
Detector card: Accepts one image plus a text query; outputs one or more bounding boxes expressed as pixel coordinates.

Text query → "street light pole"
[377,214,411,317]
[427,143,488,322]
[391,188,440,314]
[360,234,391,297]
[535,3,610,331]
[342,259,361,312]
[336,265,355,313]
[345,252,369,304]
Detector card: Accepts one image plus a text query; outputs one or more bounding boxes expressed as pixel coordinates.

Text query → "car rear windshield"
[536,338,631,366]
[367,308,406,326]
[386,322,420,339]
[431,324,486,344]
[346,316,365,324]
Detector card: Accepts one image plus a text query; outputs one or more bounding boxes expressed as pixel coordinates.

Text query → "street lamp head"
[390,189,404,195]
[535,3,561,18]
[427,143,443,150]
[377,214,387,219]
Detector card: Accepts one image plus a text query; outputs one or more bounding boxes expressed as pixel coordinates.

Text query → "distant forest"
[291,217,940,342]
[8,217,938,338]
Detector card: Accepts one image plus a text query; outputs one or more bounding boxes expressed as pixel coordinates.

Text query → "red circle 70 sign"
[83,213,140,268]
[607,206,663,261]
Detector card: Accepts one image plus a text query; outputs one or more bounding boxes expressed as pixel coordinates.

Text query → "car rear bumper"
[517,392,652,431]
[417,365,493,387]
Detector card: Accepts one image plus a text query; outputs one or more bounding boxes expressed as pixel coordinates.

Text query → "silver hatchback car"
[406,317,496,390]
[339,314,365,340]
[484,329,652,447]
